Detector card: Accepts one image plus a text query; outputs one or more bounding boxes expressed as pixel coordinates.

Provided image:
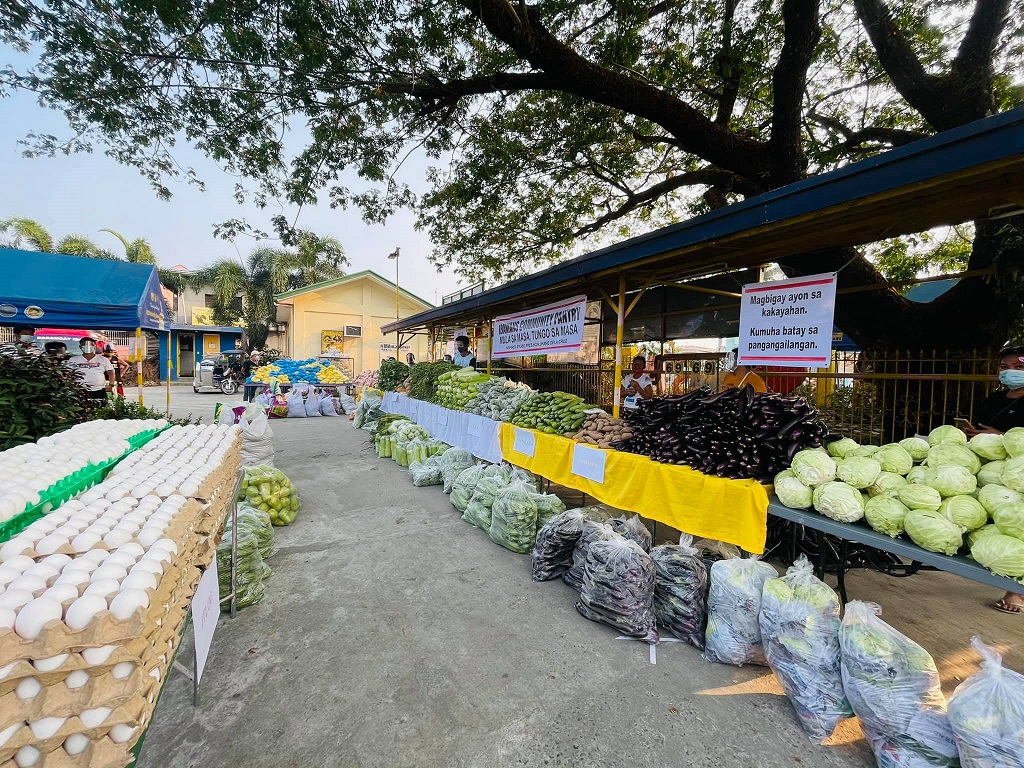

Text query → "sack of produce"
[240,465,301,526]
[440,447,475,493]
[608,514,652,552]
[509,466,540,492]
[947,636,1024,768]
[482,463,511,483]
[576,536,658,643]
[532,492,567,531]
[409,457,444,487]
[319,394,340,417]
[563,520,618,591]
[462,474,508,531]
[239,412,275,467]
[488,479,539,553]
[304,389,322,417]
[286,388,307,418]
[651,534,708,649]
[840,601,959,768]
[704,556,777,666]
[451,464,486,512]
[218,526,267,610]
[759,556,852,742]
[533,509,588,581]
[235,502,276,560]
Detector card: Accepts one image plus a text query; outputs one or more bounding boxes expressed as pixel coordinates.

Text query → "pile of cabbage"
[463,377,533,422]
[774,425,1024,579]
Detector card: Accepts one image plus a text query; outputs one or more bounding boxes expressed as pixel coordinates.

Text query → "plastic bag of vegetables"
[218,526,267,609]
[839,601,959,768]
[451,464,486,513]
[759,556,852,742]
[703,556,777,666]
[651,534,708,650]
[533,509,588,581]
[489,479,539,553]
[439,448,475,494]
[947,636,1024,768]
[462,474,507,531]
[563,520,618,591]
[239,465,301,526]
[509,466,540,493]
[235,503,275,559]
[532,492,567,531]
[576,536,659,644]
[608,515,653,552]
[409,457,443,487]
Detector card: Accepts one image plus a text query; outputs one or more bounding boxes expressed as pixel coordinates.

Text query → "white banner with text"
[492,295,587,358]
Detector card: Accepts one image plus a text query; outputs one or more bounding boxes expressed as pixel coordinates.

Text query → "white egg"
[15,676,41,699]
[3,555,34,573]
[73,558,100,574]
[41,553,72,569]
[0,567,21,587]
[108,589,149,620]
[28,716,66,740]
[63,733,90,756]
[0,590,33,611]
[80,548,109,564]
[79,707,111,727]
[83,579,118,600]
[54,569,90,588]
[10,574,47,596]
[104,488,128,502]
[116,542,145,559]
[64,594,108,630]
[151,538,179,556]
[103,529,132,548]
[14,745,40,767]
[71,531,102,553]
[62,500,85,512]
[109,724,137,743]
[0,722,22,747]
[131,559,164,576]
[0,607,15,629]
[80,644,117,664]
[118,571,157,593]
[142,548,172,566]
[79,488,104,504]
[114,520,141,535]
[90,564,127,583]
[42,584,79,605]
[32,653,69,672]
[136,527,165,548]
[35,533,69,556]
[92,499,112,510]
[25,562,59,584]
[179,481,199,497]
[154,483,177,497]
[64,669,89,689]
[111,661,134,679]
[14,597,62,640]
[0,661,15,679]
[0,540,31,561]
[104,552,136,570]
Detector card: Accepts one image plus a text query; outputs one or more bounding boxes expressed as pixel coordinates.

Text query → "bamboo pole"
[613,273,625,419]
[135,327,144,406]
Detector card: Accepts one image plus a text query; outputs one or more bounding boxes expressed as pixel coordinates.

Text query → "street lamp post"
[388,248,400,356]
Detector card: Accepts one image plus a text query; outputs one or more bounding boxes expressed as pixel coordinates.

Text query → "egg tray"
[0,734,135,768]
[0,668,143,734]
[0,696,145,765]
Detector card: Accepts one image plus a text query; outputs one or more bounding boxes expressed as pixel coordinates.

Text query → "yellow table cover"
[499,423,769,554]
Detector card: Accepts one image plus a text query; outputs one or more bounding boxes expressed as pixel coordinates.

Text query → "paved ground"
[135,391,1022,768]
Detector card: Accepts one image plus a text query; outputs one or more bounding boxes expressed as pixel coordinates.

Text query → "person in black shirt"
[241,351,260,401]
[966,346,1024,615]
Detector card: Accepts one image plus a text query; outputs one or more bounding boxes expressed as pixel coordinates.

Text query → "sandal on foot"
[994,598,1022,614]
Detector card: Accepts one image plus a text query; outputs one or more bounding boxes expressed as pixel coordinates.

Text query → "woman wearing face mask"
[965,346,1024,615]
[0,325,43,356]
[66,336,116,402]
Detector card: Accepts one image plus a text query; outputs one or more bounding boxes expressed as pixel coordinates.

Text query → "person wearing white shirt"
[620,355,654,409]
[66,336,115,401]
[0,325,44,357]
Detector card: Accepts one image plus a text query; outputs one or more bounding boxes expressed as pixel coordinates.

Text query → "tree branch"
[714,0,740,126]
[807,112,928,148]
[379,71,555,114]
[953,0,1011,78]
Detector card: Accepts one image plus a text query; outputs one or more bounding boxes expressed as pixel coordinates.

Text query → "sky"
[0,56,464,306]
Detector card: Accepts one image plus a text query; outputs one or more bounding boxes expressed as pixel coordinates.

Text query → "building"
[274,270,432,373]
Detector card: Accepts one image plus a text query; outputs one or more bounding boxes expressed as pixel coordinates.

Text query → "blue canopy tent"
[0,248,172,409]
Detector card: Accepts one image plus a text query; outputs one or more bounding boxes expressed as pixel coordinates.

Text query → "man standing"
[0,325,43,356]
[453,335,476,369]
[43,341,68,361]
[241,351,260,401]
[66,336,115,401]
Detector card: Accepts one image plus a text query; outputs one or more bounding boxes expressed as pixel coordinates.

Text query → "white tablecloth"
[380,393,503,464]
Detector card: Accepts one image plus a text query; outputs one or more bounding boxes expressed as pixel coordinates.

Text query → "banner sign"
[738,273,837,368]
[492,295,587,358]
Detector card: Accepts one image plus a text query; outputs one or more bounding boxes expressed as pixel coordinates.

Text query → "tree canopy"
[2,0,1022,347]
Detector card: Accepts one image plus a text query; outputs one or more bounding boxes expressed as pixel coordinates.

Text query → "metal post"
[192,637,199,705]
[136,327,144,405]
[166,330,172,417]
[612,274,625,418]
[485,318,492,375]
[231,472,239,618]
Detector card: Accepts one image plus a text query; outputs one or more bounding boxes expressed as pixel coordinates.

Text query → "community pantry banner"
[492,295,587,358]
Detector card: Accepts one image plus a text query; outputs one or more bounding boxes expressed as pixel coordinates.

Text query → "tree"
[0,216,116,258]
[99,228,158,264]
[2,0,1022,349]
[283,232,348,291]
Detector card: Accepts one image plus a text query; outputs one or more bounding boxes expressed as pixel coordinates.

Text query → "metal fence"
[491,364,606,405]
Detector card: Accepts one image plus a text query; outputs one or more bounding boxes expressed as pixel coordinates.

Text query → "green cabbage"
[906,466,930,484]
[774,468,797,483]
[977,484,1022,515]
[1000,456,1024,492]
[873,444,914,475]
[898,437,930,462]
[967,433,1006,461]
[993,501,1024,539]
[938,495,988,533]
[967,524,1001,549]
[836,456,882,489]
[928,424,967,446]
[792,450,837,487]
[904,509,963,555]
[897,484,942,511]
[1004,426,1024,458]
[848,445,881,458]
[812,481,865,523]
[864,496,911,538]
[976,460,1005,487]
[826,438,859,459]
[970,532,1024,577]
[924,464,977,497]
[926,444,982,475]
[868,471,909,497]
[776,476,813,510]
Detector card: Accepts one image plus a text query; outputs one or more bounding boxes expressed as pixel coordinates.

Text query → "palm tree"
[98,229,157,264]
[283,233,348,290]
[0,216,116,258]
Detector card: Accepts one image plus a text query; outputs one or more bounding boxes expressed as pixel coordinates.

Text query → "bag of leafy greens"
[440,448,475,494]
[532,492,567,532]
[576,536,658,644]
[451,464,487,512]
[609,514,653,552]
[462,474,507,531]
[839,601,959,768]
[217,526,267,609]
[703,556,777,666]
[488,479,539,553]
[409,456,443,487]
[533,509,587,581]
[563,520,618,591]
[235,502,275,560]
[651,534,708,650]
[759,556,852,742]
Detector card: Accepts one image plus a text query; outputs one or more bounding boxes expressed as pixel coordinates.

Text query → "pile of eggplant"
[618,386,834,481]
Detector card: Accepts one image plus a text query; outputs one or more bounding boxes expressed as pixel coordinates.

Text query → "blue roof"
[906,278,958,303]
[0,249,170,330]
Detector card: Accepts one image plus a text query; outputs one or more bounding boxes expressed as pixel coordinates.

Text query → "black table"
[767,498,1024,602]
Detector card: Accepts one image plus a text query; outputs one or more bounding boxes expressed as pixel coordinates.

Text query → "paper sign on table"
[467,419,482,437]
[512,428,536,457]
[192,559,220,683]
[437,409,448,426]
[571,444,607,483]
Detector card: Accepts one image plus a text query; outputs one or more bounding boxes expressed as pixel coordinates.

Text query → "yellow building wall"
[285,277,430,373]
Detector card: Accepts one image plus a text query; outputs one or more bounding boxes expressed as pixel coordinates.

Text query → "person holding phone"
[965,346,1024,615]
[620,355,654,409]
